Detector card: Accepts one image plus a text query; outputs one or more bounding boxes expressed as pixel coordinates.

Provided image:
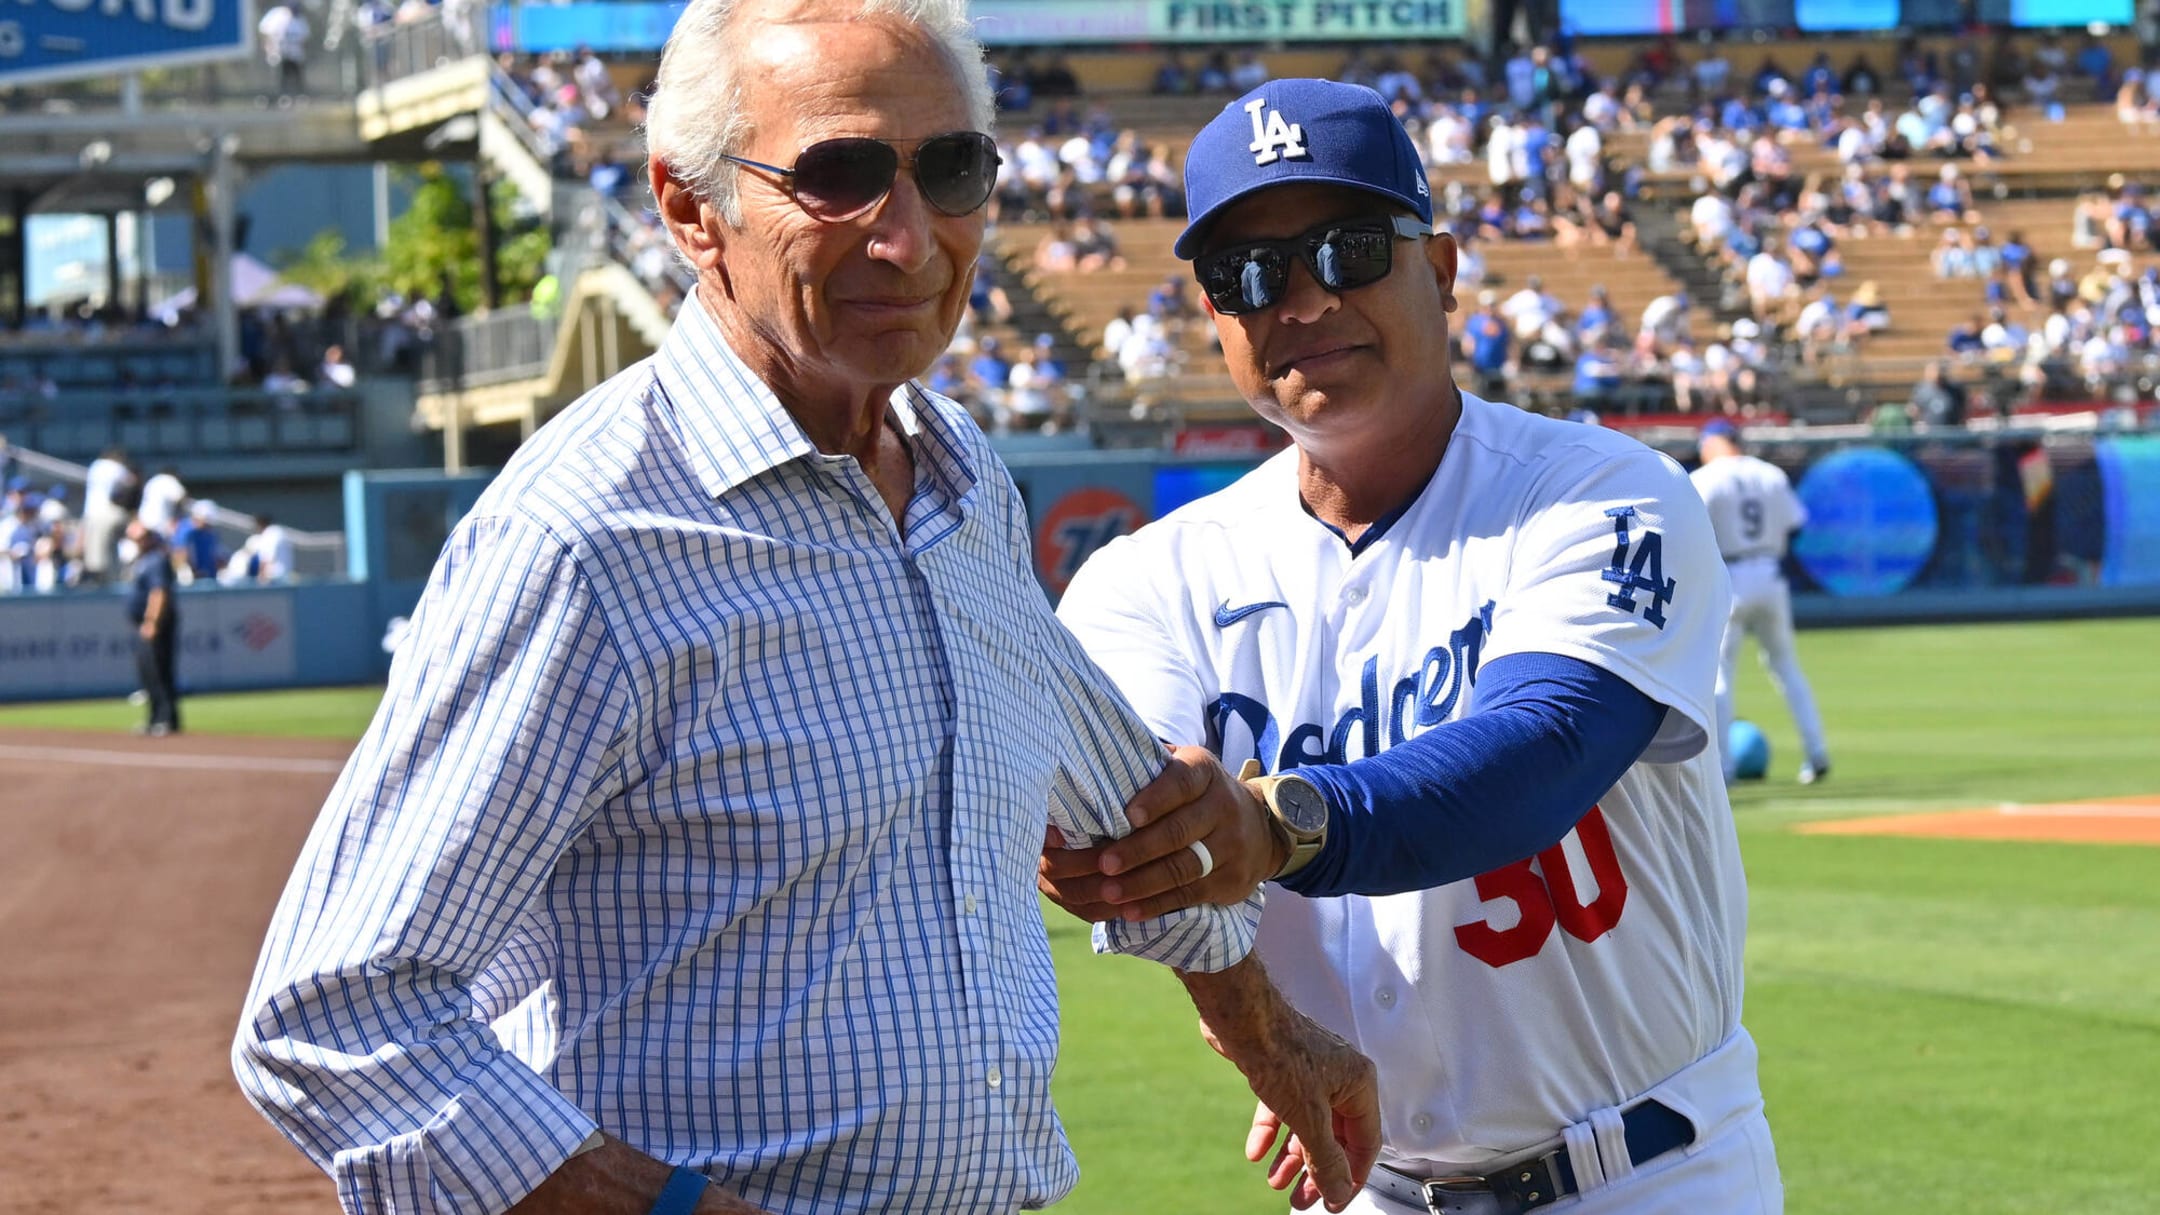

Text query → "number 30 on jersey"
[1454,806,1629,968]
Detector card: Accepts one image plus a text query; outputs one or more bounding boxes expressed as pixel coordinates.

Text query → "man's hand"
[1244,1098,1321,1201]
[1038,745,1287,922]
[1180,957,1382,1212]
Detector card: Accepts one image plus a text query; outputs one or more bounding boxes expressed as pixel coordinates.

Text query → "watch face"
[1275,777,1329,836]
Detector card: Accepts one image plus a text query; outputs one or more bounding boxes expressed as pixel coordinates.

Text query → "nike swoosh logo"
[1213,600,1290,628]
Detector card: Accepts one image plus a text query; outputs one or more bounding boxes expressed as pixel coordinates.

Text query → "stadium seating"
[999,215,1692,425]
[0,342,217,392]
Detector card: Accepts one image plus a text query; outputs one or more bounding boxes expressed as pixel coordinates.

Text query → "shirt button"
[1375,987,1396,1008]
[986,1065,1003,1089]
[1412,1113,1434,1134]
[963,893,978,915]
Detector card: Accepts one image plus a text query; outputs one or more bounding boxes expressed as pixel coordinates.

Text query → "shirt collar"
[653,292,933,499]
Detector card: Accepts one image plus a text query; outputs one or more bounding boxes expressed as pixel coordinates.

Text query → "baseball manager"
[1044,80,1784,1215]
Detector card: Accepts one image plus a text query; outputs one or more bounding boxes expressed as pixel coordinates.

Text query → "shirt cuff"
[1090,891,1263,974]
[330,1051,600,1215]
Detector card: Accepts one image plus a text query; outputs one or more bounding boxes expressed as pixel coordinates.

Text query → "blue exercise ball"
[1728,720,1771,781]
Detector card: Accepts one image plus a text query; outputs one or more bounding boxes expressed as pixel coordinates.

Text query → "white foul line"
[0,742,346,776]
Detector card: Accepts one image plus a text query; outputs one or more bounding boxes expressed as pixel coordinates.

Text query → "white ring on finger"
[1187,839,1215,881]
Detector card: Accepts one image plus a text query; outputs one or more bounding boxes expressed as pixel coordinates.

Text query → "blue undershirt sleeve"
[1278,651,1668,899]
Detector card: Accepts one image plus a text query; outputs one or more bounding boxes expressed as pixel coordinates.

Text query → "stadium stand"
[9,17,2159,463]
[1,12,2153,644]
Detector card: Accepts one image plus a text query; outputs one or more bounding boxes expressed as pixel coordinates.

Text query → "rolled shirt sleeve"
[979,464,1258,974]
[1029,593,1262,974]
[233,511,636,1215]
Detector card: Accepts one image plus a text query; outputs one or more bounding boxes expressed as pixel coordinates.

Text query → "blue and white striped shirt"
[233,298,1261,1215]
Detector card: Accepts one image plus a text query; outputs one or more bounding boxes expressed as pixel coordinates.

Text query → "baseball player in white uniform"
[1689,419,1830,784]
[1039,81,1783,1215]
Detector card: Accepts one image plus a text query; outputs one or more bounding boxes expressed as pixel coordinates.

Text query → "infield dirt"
[1797,795,2160,846]
[0,727,349,1213]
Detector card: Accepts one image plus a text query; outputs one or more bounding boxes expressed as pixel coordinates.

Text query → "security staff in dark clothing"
[125,519,181,736]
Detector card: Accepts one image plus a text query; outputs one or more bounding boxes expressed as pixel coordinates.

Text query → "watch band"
[1238,760,1326,879]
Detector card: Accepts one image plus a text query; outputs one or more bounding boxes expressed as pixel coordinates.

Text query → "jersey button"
[986,1065,1004,1089]
[1345,587,1367,605]
[1412,1113,1434,1134]
[1375,987,1396,1008]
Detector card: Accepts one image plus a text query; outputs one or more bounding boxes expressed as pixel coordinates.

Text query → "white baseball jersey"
[1690,453,1806,563]
[1059,393,1763,1172]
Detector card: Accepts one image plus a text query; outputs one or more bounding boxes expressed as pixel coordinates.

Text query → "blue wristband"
[648,1165,709,1215]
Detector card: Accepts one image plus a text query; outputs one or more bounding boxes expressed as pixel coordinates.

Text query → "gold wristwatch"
[1237,759,1329,878]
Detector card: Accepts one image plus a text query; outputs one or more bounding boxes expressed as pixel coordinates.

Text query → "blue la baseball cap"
[1174,78,1432,261]
[1702,418,1739,439]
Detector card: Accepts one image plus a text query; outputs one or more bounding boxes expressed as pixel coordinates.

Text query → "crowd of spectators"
[978,31,2130,418]
[1628,32,2138,415]
[499,46,636,175]
[911,250,1089,436]
[1097,275,1205,386]
[282,25,2160,429]
[925,331,1078,435]
[1938,242,2160,405]
[987,107,1186,225]
[0,303,182,351]
[0,443,297,595]
[2,280,383,381]
[1454,276,1793,416]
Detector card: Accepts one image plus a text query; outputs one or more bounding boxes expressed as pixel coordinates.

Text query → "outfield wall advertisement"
[1556,0,2128,32]
[0,589,294,701]
[500,0,1466,53]
[1005,428,2160,619]
[0,583,382,703]
[968,0,1469,43]
[0,0,252,88]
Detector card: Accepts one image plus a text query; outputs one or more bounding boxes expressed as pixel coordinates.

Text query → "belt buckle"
[1421,1174,1495,1210]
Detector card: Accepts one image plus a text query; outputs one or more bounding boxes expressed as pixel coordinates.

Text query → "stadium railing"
[362,11,487,91]
[416,307,555,393]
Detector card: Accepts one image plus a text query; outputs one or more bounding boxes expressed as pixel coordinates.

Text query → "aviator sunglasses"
[719,131,1001,222]
[1194,214,1434,316]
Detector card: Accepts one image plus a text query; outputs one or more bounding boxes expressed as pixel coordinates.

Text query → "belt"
[1365,1099,1694,1215]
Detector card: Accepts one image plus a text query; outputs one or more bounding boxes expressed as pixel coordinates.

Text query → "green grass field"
[7,618,2156,1213]
[1053,618,2160,1215]
[0,684,384,739]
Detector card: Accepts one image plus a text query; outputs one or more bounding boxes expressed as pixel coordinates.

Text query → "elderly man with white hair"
[231,5,1378,1215]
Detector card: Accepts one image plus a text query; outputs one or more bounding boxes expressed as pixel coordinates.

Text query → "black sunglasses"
[1194,214,1433,316]
[720,131,1001,223]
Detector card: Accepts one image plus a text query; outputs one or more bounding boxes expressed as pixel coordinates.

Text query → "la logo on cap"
[1245,97,1306,166]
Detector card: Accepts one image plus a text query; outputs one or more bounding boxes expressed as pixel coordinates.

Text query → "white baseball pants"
[1347,1031,1783,1215]
[1715,557,1828,779]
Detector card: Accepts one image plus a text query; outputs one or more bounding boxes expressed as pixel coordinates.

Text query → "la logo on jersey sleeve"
[1601,506,1677,629]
